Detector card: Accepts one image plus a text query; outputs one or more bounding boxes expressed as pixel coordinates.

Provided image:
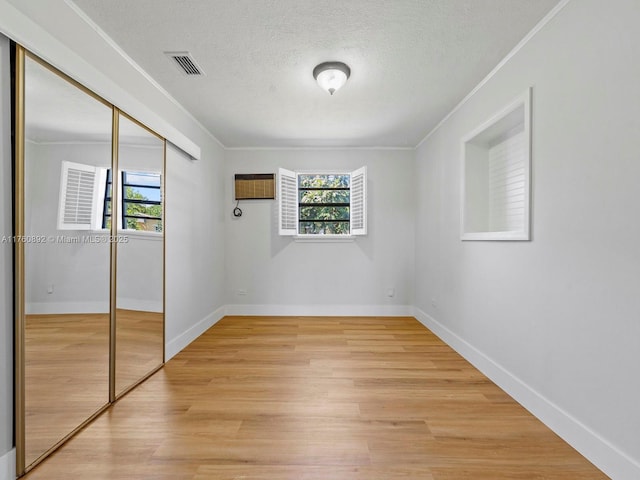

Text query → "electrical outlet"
[431,298,437,309]
[386,288,395,298]
[47,284,54,294]
[237,289,248,296]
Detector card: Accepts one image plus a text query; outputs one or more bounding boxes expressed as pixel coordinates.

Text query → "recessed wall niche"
[461,88,531,241]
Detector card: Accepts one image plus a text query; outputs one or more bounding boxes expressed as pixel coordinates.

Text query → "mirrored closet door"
[115,113,165,397]
[14,45,166,476]
[20,51,113,468]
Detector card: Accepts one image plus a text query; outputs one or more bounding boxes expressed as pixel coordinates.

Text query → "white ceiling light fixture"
[313,61,351,95]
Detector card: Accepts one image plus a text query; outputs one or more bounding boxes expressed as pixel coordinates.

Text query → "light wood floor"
[115,308,164,395]
[23,316,607,479]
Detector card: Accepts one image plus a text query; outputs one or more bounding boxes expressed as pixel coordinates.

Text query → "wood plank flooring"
[22,316,608,479]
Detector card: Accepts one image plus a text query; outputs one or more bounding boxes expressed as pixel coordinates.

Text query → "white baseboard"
[0,448,15,480]
[225,304,414,317]
[26,301,109,315]
[117,298,163,313]
[165,306,226,360]
[413,307,640,480]
[26,299,162,315]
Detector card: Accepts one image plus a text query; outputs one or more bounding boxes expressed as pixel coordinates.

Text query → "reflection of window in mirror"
[57,161,107,230]
[57,161,162,232]
[103,170,162,232]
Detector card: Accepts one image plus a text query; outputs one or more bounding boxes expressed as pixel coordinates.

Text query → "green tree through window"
[102,170,162,232]
[298,174,350,234]
[278,167,367,236]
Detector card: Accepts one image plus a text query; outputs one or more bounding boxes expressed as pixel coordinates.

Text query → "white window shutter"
[57,161,101,230]
[278,168,297,236]
[350,166,367,235]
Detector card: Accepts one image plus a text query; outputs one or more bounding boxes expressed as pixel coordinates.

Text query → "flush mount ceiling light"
[313,61,351,95]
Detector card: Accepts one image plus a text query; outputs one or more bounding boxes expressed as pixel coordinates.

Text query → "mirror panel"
[23,54,112,466]
[115,113,164,396]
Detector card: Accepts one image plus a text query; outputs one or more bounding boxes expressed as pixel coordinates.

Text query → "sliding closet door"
[18,50,113,469]
[114,112,165,397]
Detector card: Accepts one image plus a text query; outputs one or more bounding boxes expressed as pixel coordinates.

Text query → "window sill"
[120,230,163,241]
[93,229,163,241]
[294,235,355,243]
[461,230,529,241]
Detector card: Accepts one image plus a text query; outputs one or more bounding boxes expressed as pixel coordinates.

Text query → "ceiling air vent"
[164,51,204,76]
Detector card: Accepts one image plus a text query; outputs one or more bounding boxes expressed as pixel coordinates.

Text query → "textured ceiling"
[71,0,560,148]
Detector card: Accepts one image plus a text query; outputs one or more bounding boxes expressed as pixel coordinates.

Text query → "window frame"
[57,161,163,235]
[297,172,351,236]
[278,167,367,238]
[119,170,163,233]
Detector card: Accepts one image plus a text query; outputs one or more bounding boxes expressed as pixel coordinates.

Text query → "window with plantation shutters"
[350,166,367,235]
[278,166,367,237]
[278,168,298,235]
[57,161,105,230]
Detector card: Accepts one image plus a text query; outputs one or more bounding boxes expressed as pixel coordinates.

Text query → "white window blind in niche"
[488,131,525,232]
[461,88,531,241]
[57,161,106,230]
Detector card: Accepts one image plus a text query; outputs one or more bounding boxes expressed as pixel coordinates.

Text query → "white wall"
[414,1,640,478]
[224,149,415,316]
[165,142,226,357]
[0,32,15,480]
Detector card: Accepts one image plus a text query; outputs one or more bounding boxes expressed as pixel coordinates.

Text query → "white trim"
[461,231,529,241]
[293,235,354,243]
[116,298,162,313]
[413,307,640,480]
[225,146,415,151]
[27,139,109,146]
[27,301,165,316]
[165,306,226,360]
[295,169,351,175]
[26,301,109,315]
[120,230,163,241]
[225,304,414,317]
[416,0,572,148]
[0,448,16,480]
[28,140,164,149]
